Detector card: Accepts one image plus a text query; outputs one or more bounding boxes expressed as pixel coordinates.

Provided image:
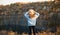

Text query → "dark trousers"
[28,26,36,35]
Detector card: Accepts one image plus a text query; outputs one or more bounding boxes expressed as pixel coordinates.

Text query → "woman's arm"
[34,12,40,19]
[24,12,30,19]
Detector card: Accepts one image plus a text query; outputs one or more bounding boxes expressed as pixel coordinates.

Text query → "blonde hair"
[28,9,36,18]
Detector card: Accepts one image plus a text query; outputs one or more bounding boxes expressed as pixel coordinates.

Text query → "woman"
[24,9,40,35]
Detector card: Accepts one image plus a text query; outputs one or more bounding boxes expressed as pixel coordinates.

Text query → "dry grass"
[0,31,59,35]
[0,27,60,35]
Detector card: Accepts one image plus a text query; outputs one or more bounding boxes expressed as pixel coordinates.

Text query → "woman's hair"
[27,8,35,11]
[28,9,36,18]
[29,13,35,18]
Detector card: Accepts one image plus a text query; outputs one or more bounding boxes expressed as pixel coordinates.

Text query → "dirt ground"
[0,27,60,35]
